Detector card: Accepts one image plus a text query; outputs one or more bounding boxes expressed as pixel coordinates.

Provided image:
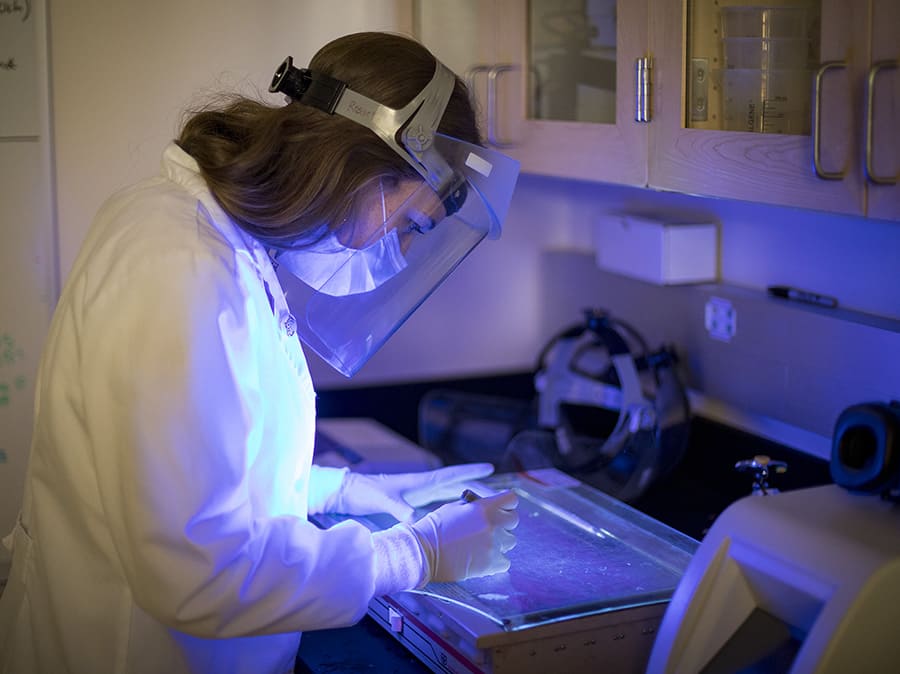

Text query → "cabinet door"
[414,0,648,188]
[413,1,502,144]
[497,0,648,187]
[865,0,900,221]
[648,0,865,216]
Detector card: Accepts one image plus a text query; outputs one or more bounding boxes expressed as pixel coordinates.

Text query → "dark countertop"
[295,614,426,673]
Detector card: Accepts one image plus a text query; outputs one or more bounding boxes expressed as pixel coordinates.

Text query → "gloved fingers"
[391,463,495,491]
[403,462,495,508]
[489,504,519,530]
[481,549,511,576]
[381,497,416,523]
[483,489,518,509]
[489,556,511,576]
[403,484,464,508]
[494,528,517,553]
[477,490,519,526]
[428,462,495,484]
[332,473,417,521]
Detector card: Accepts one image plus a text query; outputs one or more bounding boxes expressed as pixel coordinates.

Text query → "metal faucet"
[735,454,788,495]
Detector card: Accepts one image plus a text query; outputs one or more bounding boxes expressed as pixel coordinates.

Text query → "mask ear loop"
[379,177,390,239]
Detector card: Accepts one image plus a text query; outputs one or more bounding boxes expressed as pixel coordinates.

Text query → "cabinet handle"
[487,64,518,147]
[812,61,847,180]
[463,65,491,97]
[634,57,652,122]
[865,60,899,186]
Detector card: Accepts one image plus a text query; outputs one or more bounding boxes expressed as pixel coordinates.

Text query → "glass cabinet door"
[685,0,821,135]
[413,0,649,187]
[649,0,865,216]
[514,0,649,186]
[527,0,618,125]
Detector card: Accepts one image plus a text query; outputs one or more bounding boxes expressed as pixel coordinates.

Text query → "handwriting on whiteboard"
[0,0,38,137]
[0,1,31,21]
[0,333,24,366]
[0,333,26,407]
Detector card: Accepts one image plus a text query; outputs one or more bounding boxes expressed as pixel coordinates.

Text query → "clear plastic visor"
[274,134,519,376]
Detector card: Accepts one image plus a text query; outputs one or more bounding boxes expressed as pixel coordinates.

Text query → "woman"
[0,32,520,674]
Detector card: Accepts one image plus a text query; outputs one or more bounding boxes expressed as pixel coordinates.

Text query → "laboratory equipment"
[717,5,814,134]
[648,399,900,672]
[528,309,690,502]
[646,483,900,673]
[719,68,812,134]
[416,309,691,504]
[830,400,900,500]
[312,467,699,674]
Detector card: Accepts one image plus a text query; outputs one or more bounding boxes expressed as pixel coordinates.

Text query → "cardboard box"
[594,215,718,285]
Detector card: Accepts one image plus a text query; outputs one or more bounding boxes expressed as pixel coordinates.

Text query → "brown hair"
[176,31,480,243]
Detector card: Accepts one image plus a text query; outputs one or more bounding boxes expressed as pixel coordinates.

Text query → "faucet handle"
[735,455,788,495]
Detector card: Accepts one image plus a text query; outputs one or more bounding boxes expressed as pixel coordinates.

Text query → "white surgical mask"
[273,227,407,297]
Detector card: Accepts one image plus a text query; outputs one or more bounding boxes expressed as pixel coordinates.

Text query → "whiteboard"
[0,0,54,542]
[0,0,40,137]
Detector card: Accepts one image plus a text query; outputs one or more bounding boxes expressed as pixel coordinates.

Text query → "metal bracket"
[689,58,709,122]
[635,56,652,122]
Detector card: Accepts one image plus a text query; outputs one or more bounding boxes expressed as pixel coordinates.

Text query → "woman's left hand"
[325,463,495,522]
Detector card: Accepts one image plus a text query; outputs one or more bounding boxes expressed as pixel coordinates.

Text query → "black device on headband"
[269,56,347,113]
[268,55,468,218]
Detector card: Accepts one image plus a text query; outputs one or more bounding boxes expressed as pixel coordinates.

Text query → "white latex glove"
[410,490,519,583]
[323,463,495,522]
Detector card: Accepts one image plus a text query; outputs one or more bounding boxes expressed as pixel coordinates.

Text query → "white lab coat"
[0,144,383,674]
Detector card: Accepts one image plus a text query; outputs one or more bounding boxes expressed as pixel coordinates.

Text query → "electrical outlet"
[705,297,736,341]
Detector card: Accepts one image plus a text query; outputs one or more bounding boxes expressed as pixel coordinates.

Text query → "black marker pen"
[767,285,838,309]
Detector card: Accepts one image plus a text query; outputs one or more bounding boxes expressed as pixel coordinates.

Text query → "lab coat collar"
[162,142,313,390]
[160,143,288,311]
[161,143,276,270]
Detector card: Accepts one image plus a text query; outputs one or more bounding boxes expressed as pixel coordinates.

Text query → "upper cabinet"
[650,0,899,220]
[411,0,899,221]
[865,0,900,221]
[413,0,648,187]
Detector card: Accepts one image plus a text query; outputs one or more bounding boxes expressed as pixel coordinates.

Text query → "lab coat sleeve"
[307,465,349,515]
[80,240,382,637]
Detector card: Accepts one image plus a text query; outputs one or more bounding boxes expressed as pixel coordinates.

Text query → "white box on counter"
[594,215,718,285]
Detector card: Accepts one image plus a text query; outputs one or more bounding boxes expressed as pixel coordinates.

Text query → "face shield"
[268,55,520,377]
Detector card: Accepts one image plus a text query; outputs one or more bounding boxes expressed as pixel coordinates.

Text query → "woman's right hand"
[409,490,519,583]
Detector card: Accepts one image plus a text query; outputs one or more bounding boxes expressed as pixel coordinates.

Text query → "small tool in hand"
[460,489,481,503]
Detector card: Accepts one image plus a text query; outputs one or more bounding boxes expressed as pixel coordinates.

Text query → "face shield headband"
[270,54,466,215]
[267,54,520,377]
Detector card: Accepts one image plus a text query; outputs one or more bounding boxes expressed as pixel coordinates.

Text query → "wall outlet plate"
[705,297,736,341]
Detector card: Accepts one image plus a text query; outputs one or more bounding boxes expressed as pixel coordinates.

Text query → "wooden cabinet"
[414,0,648,187]
[650,0,862,215]
[866,0,900,221]
[411,0,899,220]
[499,0,649,188]
[651,0,899,220]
